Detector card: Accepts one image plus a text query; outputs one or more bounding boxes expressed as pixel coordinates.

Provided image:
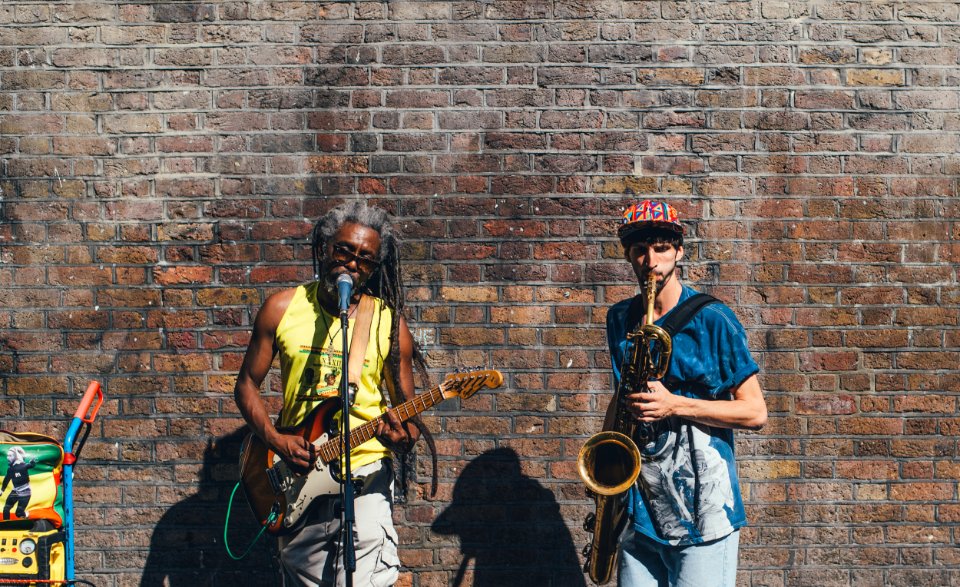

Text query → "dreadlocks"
[310,201,435,498]
[312,201,402,309]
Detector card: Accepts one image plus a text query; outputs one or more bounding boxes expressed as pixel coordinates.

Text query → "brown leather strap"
[348,295,375,385]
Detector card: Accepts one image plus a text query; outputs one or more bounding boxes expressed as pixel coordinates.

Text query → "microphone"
[336,273,354,313]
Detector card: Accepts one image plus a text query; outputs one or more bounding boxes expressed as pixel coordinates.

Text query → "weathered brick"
[3,4,960,584]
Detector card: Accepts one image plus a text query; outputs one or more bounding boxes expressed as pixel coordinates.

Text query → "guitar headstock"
[440,368,504,400]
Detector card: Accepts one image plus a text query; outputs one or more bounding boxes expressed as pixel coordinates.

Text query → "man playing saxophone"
[604,199,767,586]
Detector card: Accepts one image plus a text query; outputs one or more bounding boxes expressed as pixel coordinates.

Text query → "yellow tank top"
[275,282,394,468]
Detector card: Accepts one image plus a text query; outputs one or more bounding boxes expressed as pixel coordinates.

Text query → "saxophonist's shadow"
[139,427,279,586]
[431,447,587,587]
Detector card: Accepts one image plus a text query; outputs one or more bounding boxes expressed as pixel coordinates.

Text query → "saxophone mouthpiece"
[644,269,659,285]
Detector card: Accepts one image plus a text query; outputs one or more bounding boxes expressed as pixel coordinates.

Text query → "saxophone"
[578,270,672,584]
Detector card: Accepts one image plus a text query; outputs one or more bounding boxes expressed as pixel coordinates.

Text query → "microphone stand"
[339,296,356,586]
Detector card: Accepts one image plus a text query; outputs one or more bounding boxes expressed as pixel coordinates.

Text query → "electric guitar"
[239,368,503,535]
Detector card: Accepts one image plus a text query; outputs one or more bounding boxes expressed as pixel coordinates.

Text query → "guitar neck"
[318,383,447,464]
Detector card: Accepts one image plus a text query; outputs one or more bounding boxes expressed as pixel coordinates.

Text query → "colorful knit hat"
[617,200,684,243]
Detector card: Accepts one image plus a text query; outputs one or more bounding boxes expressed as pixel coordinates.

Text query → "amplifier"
[0,525,65,585]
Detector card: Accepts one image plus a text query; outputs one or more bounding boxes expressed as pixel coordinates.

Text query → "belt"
[353,458,393,497]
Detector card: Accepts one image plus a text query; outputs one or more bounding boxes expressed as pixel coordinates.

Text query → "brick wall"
[2,1,959,585]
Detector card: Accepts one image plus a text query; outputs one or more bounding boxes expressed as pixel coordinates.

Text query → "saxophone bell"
[577,431,642,497]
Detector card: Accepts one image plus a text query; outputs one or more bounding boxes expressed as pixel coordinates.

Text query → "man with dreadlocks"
[234,201,426,587]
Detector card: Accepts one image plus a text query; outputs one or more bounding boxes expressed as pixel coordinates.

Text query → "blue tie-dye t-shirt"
[606,285,759,546]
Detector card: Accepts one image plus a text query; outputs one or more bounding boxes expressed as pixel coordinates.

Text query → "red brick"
[4,6,960,583]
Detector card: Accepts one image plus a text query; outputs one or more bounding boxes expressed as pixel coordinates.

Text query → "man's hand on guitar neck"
[269,430,316,470]
[375,408,419,454]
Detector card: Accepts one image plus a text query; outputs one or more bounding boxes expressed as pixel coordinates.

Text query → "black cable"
[72,423,93,461]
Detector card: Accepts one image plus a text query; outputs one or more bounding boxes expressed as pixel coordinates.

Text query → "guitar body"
[239,398,342,535]
[238,368,504,536]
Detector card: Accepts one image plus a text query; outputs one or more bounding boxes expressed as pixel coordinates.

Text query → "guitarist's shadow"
[431,447,587,587]
[139,427,280,587]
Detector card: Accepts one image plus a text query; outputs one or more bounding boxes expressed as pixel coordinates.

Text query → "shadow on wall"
[140,427,280,587]
[432,447,587,587]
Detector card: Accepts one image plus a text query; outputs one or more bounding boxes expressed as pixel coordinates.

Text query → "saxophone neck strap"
[626,291,719,337]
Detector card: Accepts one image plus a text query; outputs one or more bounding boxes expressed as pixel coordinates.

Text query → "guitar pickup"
[266,466,282,494]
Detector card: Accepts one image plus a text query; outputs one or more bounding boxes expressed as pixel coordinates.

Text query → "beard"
[654,265,676,292]
[319,258,350,293]
[321,269,339,292]
[638,263,676,294]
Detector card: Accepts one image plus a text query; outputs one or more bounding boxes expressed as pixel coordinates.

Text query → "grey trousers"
[278,460,400,587]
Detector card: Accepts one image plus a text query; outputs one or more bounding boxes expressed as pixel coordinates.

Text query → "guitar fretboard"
[316,382,450,464]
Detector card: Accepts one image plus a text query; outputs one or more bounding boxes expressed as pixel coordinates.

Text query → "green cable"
[223,480,277,560]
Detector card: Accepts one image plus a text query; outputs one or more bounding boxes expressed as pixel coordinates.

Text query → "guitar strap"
[347,294,375,388]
